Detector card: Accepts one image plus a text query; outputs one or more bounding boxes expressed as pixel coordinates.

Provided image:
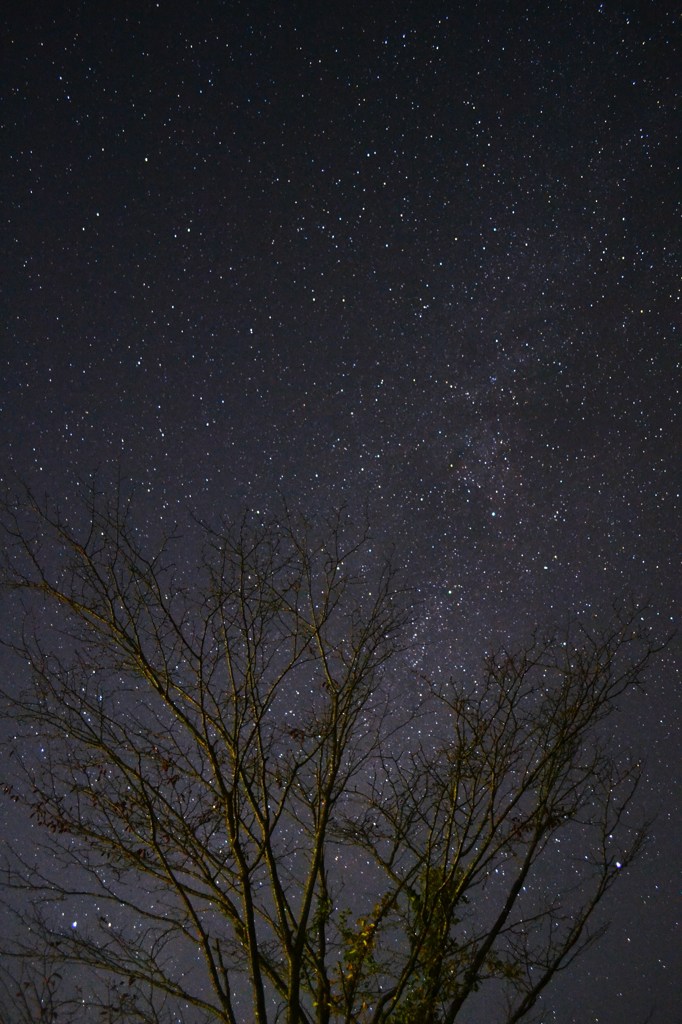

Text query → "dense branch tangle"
[0,484,661,1023]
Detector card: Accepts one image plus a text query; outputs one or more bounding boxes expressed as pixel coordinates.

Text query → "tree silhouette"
[0,483,663,1023]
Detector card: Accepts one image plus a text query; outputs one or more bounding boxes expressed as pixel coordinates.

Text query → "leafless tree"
[0,950,65,1024]
[0,483,663,1023]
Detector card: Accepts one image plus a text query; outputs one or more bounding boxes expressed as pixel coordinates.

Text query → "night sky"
[1,2,679,1022]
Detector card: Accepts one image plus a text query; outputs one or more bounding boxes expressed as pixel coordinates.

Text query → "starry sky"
[1,2,679,1021]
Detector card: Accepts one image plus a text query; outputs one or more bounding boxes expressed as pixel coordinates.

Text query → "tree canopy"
[0,484,663,1023]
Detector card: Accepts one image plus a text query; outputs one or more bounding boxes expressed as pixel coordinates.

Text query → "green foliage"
[331,899,388,1018]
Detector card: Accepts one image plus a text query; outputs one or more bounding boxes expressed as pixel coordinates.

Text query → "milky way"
[2,3,679,1021]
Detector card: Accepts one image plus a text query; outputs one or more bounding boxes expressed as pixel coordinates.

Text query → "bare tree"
[0,951,66,1024]
[0,483,663,1023]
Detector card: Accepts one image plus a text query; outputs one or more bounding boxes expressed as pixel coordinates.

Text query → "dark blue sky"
[2,3,679,1021]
